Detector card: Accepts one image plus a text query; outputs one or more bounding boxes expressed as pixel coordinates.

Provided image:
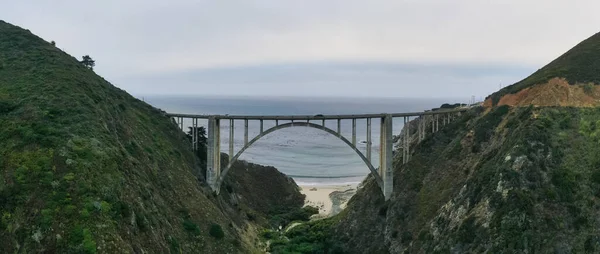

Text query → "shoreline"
[299,183,358,217]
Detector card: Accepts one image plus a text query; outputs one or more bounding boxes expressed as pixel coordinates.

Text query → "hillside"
[0,20,307,253]
[329,106,600,253]
[486,31,600,107]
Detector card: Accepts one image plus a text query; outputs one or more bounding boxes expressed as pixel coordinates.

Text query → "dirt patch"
[488,77,600,107]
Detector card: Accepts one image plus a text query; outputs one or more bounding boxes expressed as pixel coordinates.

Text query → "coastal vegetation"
[264,215,344,253]
[327,29,600,253]
[0,20,307,253]
[2,17,600,254]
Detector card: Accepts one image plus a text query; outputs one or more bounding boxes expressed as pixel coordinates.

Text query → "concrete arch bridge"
[168,109,466,200]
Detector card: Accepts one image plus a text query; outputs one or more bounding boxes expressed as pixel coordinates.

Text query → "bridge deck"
[166,107,468,120]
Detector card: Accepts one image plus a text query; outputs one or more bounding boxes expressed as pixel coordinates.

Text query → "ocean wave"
[295,180,362,186]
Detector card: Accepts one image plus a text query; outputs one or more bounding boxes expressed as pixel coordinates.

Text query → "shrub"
[183,219,201,236]
[209,223,224,239]
[591,170,600,184]
[82,228,97,254]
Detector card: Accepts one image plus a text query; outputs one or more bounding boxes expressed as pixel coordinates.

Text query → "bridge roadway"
[168,107,468,200]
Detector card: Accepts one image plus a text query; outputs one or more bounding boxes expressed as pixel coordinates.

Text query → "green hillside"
[328,106,600,253]
[271,105,600,252]
[0,20,252,253]
[488,31,600,105]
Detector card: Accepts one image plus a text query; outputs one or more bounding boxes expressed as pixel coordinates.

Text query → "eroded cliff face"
[334,106,600,253]
[484,78,600,107]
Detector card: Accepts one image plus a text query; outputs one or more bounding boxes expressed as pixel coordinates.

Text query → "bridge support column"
[207,117,221,193]
[367,118,372,161]
[244,119,248,146]
[380,115,393,200]
[352,119,356,146]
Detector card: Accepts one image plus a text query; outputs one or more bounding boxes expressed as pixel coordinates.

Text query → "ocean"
[143,95,460,186]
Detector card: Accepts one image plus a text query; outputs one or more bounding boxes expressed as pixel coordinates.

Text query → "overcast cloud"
[2,1,599,98]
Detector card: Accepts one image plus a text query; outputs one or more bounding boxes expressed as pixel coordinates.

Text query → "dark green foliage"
[209,223,225,239]
[269,206,319,228]
[167,235,181,254]
[378,204,388,216]
[440,103,467,109]
[0,20,246,252]
[400,231,413,244]
[488,31,600,105]
[65,226,97,254]
[183,219,201,236]
[186,126,208,175]
[269,217,345,254]
[551,168,579,201]
[136,211,148,231]
[585,237,596,253]
[261,230,277,239]
[591,170,600,184]
[457,216,478,244]
[80,55,95,70]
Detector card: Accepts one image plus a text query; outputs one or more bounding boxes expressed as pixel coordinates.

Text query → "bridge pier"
[207,117,221,192]
[380,115,393,200]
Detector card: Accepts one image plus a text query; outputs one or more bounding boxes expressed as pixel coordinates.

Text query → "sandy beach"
[300,184,358,217]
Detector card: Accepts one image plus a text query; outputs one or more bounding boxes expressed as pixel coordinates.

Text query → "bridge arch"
[215,121,383,191]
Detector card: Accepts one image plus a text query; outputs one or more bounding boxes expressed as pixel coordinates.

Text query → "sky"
[2,1,600,99]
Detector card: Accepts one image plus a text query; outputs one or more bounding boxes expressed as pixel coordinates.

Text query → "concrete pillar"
[379,117,385,179]
[367,118,372,161]
[244,119,248,146]
[206,117,220,192]
[406,116,410,163]
[352,119,356,146]
[229,119,234,163]
[337,119,341,134]
[260,120,264,134]
[380,115,393,200]
[401,116,407,164]
[192,118,197,151]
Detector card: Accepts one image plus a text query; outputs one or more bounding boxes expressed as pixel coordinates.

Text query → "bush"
[591,170,600,184]
[209,223,224,239]
[183,219,201,236]
[268,206,319,228]
[269,218,344,253]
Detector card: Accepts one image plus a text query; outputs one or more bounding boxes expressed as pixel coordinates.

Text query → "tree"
[80,55,95,70]
[187,126,208,175]
[50,41,56,46]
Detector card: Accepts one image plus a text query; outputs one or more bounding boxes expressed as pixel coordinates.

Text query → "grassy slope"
[488,31,600,105]
[0,21,250,253]
[334,106,600,253]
